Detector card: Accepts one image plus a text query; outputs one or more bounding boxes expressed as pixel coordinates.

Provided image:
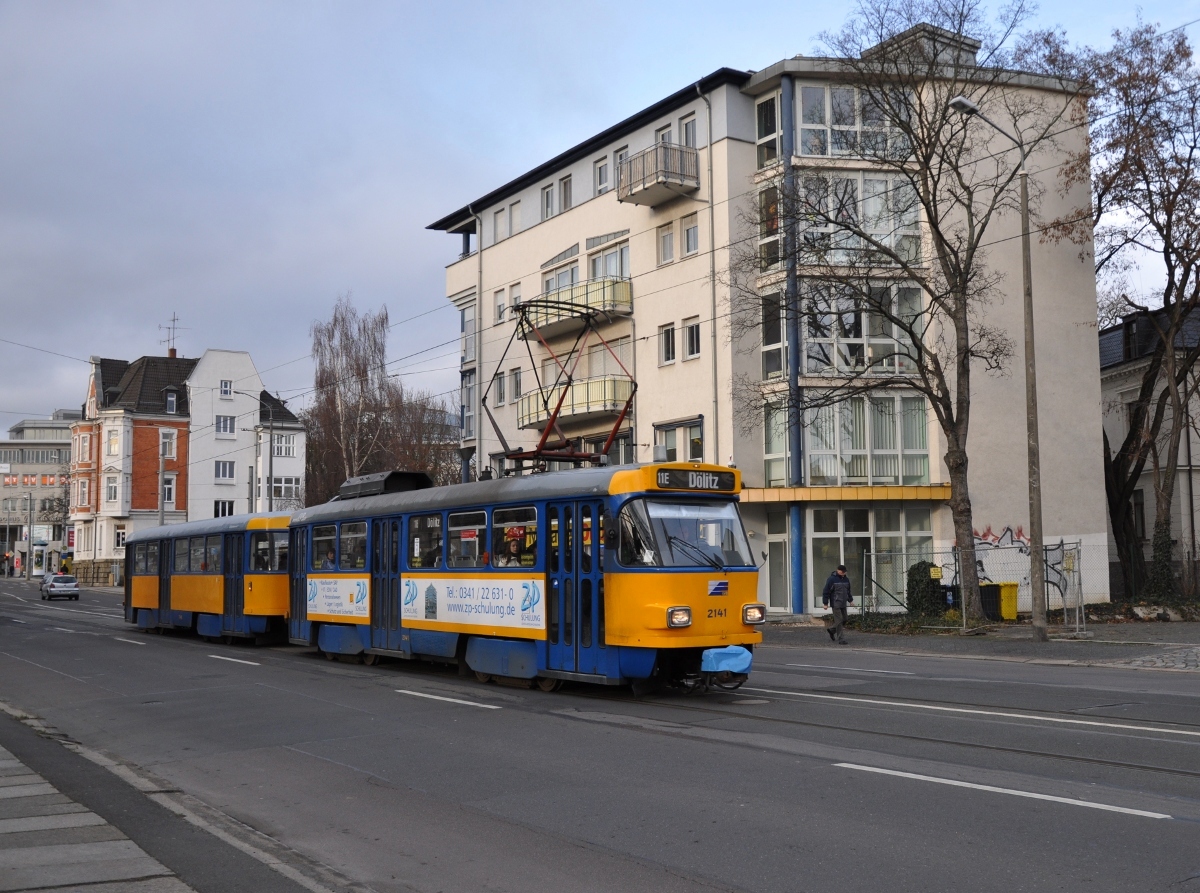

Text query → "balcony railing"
[517,375,634,429]
[617,144,700,206]
[522,278,632,337]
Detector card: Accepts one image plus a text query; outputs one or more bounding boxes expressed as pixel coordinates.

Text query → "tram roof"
[125,511,292,545]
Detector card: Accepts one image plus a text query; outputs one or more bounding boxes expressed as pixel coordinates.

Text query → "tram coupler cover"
[700,645,752,674]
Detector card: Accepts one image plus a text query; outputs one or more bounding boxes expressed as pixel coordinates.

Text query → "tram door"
[158,538,171,617]
[546,500,605,675]
[370,519,404,651]
[223,533,244,618]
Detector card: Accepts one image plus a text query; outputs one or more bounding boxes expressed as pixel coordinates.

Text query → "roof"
[103,356,199,414]
[1099,309,1200,370]
[426,68,751,235]
[259,390,299,425]
[125,511,292,545]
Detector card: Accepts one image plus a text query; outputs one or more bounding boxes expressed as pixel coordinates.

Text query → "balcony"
[617,144,700,207]
[517,375,634,429]
[521,277,632,339]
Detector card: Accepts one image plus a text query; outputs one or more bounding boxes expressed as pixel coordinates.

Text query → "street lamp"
[236,390,279,512]
[949,94,1049,643]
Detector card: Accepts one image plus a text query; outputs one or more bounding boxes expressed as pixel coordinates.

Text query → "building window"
[272,477,302,501]
[759,186,780,270]
[105,476,117,503]
[461,370,476,439]
[681,116,697,148]
[166,392,177,414]
[804,282,922,374]
[273,434,296,458]
[654,422,702,462]
[163,475,175,505]
[214,500,235,518]
[761,292,786,380]
[80,434,90,458]
[807,394,929,486]
[594,157,609,195]
[587,335,632,378]
[106,429,119,456]
[657,223,674,265]
[559,175,572,212]
[587,433,634,466]
[461,307,476,363]
[160,429,176,459]
[683,317,701,360]
[509,201,520,235]
[494,371,505,406]
[215,415,236,435]
[799,85,891,158]
[764,402,788,487]
[614,146,628,190]
[1133,489,1146,541]
[800,173,920,265]
[494,289,506,324]
[510,283,521,312]
[809,505,933,612]
[756,95,778,168]
[493,208,507,243]
[78,479,89,507]
[215,461,235,481]
[683,214,699,256]
[543,262,579,295]
[659,324,676,364]
[589,242,630,280]
[115,526,126,548]
[541,184,554,220]
[656,124,673,144]
[220,380,233,397]
[509,368,522,399]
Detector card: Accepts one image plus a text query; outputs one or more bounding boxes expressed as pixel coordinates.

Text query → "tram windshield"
[617,499,753,568]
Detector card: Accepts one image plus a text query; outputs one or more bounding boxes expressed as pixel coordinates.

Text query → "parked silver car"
[40,573,80,601]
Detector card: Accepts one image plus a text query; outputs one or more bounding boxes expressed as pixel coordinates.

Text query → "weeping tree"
[1048,22,1200,603]
[728,0,1084,624]
[303,293,459,504]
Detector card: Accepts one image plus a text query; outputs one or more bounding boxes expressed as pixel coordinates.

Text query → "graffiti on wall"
[970,525,1071,596]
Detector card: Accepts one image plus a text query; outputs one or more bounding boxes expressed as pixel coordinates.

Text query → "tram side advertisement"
[307,574,371,623]
[401,575,545,631]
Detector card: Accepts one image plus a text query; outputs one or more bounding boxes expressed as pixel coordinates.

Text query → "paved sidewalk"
[0,744,192,893]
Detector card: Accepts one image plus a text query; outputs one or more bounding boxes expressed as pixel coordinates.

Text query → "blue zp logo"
[354,581,368,604]
[307,581,317,603]
[521,581,541,613]
[402,580,419,606]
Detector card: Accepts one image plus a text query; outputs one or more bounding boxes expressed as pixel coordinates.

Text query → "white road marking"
[209,655,260,666]
[835,763,1173,819]
[51,627,76,633]
[786,663,915,675]
[115,637,146,646]
[746,688,1200,738]
[396,690,501,709]
[9,619,25,624]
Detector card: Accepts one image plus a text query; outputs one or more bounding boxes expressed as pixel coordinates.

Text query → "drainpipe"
[780,75,805,615]
[696,83,720,466]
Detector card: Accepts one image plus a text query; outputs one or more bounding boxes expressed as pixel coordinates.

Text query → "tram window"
[598,579,606,647]
[448,511,487,568]
[312,525,337,570]
[272,532,289,571]
[174,539,189,573]
[146,542,159,575]
[408,514,443,569]
[581,506,592,573]
[548,509,559,574]
[617,501,659,567]
[492,506,537,568]
[189,537,206,573]
[339,522,367,569]
[133,544,146,574]
[390,522,400,574]
[250,532,288,572]
[205,536,222,573]
[580,578,592,647]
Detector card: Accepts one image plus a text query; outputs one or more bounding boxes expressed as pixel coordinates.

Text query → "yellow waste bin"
[999,582,1019,620]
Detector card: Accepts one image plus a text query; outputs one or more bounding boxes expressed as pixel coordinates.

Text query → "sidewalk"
[0,741,192,893]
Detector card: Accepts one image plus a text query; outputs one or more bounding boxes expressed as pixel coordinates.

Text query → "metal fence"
[858,541,1093,634]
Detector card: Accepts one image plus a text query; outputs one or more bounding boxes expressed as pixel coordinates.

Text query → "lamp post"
[949,95,1049,643]
[236,390,277,512]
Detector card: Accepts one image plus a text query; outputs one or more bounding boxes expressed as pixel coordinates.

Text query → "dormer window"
[166,392,177,414]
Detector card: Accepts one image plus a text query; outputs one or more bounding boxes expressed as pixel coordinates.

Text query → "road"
[2,577,1198,893]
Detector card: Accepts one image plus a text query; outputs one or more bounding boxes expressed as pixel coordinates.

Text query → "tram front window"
[617,499,753,568]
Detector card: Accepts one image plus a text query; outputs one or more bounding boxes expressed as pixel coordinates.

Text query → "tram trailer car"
[124,513,292,641]
[289,463,764,690]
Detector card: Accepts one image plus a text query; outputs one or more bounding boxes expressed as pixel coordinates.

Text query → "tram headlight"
[743,604,766,625]
[667,606,692,628]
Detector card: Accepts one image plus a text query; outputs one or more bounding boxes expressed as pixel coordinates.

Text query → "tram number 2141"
[707,608,727,619]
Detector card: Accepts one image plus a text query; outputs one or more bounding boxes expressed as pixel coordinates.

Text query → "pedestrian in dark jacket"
[821,565,853,644]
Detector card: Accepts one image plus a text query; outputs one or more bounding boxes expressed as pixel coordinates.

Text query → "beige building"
[428,28,1108,613]
[1,410,76,577]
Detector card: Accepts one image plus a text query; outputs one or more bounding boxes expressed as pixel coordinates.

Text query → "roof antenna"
[159,313,188,358]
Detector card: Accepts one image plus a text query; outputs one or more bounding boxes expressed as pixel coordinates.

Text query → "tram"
[124,513,292,641]
[288,462,763,689]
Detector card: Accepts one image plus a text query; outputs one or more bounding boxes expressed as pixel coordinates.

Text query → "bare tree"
[1049,22,1200,601]
[729,0,1083,620]
[303,293,460,504]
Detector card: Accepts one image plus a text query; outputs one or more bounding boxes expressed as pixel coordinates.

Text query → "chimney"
[168,347,177,358]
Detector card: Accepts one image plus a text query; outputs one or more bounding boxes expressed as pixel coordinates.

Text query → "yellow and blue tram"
[124,513,292,641]
[287,463,764,688]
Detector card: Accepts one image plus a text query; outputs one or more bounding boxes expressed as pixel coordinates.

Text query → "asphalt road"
[2,578,1198,893]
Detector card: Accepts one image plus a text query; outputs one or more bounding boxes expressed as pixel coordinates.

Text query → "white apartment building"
[429,27,1108,613]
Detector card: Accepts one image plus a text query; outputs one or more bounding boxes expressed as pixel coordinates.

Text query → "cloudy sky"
[2,0,1196,435]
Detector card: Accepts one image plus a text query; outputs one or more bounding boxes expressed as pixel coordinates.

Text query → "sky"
[2,0,1198,436]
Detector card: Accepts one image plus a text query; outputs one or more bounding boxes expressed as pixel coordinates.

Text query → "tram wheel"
[474,671,493,684]
[323,649,336,661]
[362,653,379,666]
[534,677,561,692]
